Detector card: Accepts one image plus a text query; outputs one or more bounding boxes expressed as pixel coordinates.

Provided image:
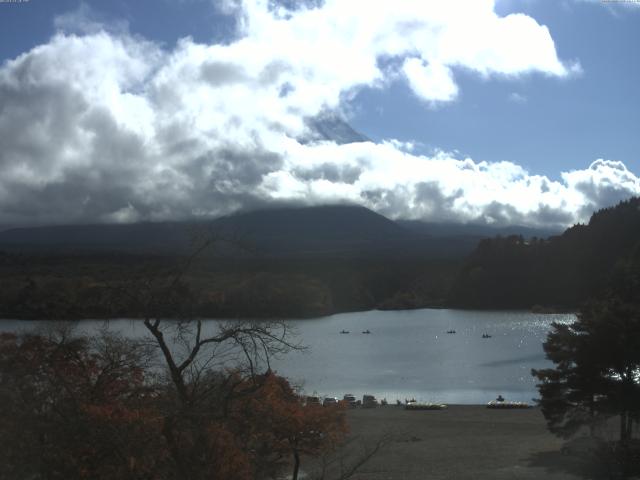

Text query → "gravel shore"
[306,405,595,480]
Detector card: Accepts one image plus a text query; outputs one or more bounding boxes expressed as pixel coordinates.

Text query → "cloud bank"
[0,0,637,228]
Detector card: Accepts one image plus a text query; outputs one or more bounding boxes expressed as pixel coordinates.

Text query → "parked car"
[306,396,321,406]
[323,397,338,407]
[342,394,357,408]
[362,394,378,408]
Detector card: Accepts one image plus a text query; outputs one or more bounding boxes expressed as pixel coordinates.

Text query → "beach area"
[307,405,605,480]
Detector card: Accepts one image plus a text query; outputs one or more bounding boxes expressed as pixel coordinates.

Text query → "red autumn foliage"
[0,330,167,480]
[227,371,348,479]
[0,332,348,480]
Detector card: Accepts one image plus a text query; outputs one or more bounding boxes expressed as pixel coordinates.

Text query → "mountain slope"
[398,220,560,239]
[0,222,192,253]
[448,197,640,309]
[0,204,565,260]
[0,205,414,257]
[303,113,370,144]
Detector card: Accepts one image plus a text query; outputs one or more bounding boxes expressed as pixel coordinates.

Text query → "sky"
[0,0,638,228]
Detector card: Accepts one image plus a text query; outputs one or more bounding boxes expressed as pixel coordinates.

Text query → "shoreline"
[0,305,578,322]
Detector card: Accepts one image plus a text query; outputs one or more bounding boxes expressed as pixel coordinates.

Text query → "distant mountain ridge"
[0,205,557,259]
[3,200,631,320]
[303,113,370,144]
[398,220,561,240]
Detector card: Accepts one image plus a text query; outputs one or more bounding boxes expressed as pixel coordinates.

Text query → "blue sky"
[351,0,640,179]
[0,0,638,227]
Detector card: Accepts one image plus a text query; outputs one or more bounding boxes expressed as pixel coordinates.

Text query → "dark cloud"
[477,201,575,229]
[0,90,148,224]
[573,161,639,218]
[293,163,362,184]
[540,179,550,193]
[0,45,284,225]
[268,0,325,12]
[0,79,88,173]
[0,26,636,229]
[258,60,292,86]
[360,186,412,219]
[576,180,635,218]
[479,202,522,225]
[528,204,574,227]
[200,61,250,86]
[414,181,464,221]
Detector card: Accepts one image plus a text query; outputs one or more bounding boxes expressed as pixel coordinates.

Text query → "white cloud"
[270,139,640,226]
[572,0,640,9]
[54,3,130,35]
[562,160,640,216]
[0,1,634,229]
[508,92,528,103]
[403,59,458,104]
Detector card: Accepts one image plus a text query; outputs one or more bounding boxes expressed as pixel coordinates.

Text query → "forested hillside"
[448,198,640,309]
[3,199,633,319]
[0,205,554,319]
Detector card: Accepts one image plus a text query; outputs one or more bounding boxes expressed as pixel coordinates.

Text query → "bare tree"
[114,232,309,479]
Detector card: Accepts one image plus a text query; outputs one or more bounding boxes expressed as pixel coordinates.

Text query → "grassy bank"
[305,405,612,480]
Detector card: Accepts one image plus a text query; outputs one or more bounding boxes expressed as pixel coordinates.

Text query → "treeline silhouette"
[0,205,471,320]
[449,197,640,310]
[2,199,638,319]
[0,253,457,320]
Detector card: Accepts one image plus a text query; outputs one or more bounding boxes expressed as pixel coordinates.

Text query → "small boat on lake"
[405,401,448,411]
[362,330,371,334]
[340,330,350,334]
[482,333,492,338]
[446,330,456,334]
[487,400,531,409]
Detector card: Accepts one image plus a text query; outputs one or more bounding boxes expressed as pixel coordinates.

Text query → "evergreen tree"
[533,299,640,442]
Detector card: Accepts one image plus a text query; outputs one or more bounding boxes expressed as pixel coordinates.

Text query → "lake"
[0,308,575,404]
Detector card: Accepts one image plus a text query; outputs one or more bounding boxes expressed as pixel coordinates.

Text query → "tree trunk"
[620,411,629,443]
[292,450,300,480]
[162,415,191,480]
[144,319,191,404]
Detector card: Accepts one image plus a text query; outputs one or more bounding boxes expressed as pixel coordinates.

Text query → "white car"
[342,394,357,408]
[323,397,338,407]
[362,395,378,408]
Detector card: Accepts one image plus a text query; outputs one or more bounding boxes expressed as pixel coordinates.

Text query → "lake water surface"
[0,308,575,404]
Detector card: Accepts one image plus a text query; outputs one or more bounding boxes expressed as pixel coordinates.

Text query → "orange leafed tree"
[1,237,351,479]
[230,371,348,480]
[0,330,167,480]
[0,330,348,480]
